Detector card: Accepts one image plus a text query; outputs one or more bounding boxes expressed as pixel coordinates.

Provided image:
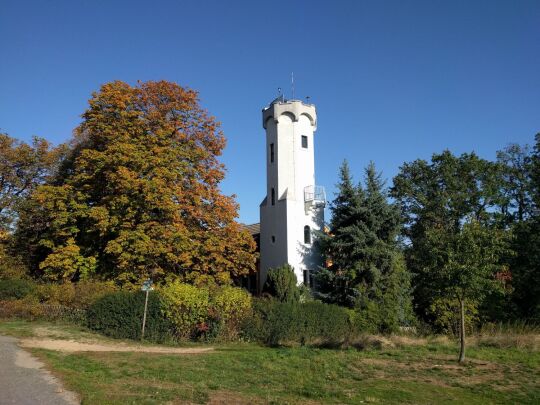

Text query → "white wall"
[260,100,324,288]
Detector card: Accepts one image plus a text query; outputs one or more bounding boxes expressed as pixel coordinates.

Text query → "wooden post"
[141,289,149,340]
[458,298,466,363]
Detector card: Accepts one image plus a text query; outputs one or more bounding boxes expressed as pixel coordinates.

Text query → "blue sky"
[1,0,539,224]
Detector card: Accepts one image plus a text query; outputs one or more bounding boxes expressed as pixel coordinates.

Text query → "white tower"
[259,97,325,289]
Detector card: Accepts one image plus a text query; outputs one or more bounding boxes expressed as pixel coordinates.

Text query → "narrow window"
[271,235,276,243]
[270,143,274,163]
[301,135,308,148]
[303,269,310,286]
[304,225,311,244]
[271,188,275,205]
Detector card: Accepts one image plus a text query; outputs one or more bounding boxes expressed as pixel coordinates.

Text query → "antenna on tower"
[291,72,295,100]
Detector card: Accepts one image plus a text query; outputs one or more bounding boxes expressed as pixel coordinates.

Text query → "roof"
[241,223,260,235]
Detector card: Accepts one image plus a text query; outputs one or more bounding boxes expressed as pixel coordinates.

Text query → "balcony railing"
[304,185,326,206]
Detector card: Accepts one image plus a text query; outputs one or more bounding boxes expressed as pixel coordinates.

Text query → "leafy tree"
[317,161,413,331]
[264,264,300,303]
[391,151,505,322]
[496,143,534,224]
[16,81,257,285]
[425,220,510,362]
[509,134,540,320]
[0,133,62,231]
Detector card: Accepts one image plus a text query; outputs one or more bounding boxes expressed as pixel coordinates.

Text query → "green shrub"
[264,264,300,303]
[0,279,36,300]
[244,299,354,347]
[87,291,173,342]
[160,282,209,339]
[209,285,252,340]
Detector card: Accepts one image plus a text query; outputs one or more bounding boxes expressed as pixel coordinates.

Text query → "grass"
[2,320,539,404]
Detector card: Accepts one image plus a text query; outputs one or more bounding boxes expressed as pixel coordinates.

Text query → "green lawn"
[2,320,539,404]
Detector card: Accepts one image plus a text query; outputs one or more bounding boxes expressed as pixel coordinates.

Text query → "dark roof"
[242,223,260,235]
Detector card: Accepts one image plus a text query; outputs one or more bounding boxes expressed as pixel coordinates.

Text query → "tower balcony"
[304,185,326,207]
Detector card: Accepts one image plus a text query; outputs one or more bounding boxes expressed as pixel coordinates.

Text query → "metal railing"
[304,185,326,205]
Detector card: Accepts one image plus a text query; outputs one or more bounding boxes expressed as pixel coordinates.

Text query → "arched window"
[304,225,311,244]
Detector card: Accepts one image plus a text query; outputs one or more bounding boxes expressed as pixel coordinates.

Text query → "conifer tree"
[317,161,413,330]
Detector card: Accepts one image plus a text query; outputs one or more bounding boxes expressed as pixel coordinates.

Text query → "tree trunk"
[458,297,466,363]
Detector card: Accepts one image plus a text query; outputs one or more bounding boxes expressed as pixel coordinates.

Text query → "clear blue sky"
[1,0,539,224]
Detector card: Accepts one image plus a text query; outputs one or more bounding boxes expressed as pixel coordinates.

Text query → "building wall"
[260,100,324,288]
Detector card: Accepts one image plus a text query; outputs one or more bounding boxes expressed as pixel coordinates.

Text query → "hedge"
[0,279,36,300]
[243,299,355,347]
[87,291,174,343]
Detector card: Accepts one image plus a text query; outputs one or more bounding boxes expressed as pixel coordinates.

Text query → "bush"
[0,296,43,319]
[160,282,209,339]
[264,264,300,303]
[0,279,36,300]
[31,281,117,309]
[208,285,252,340]
[87,291,174,343]
[72,280,118,309]
[243,298,354,347]
[34,283,76,306]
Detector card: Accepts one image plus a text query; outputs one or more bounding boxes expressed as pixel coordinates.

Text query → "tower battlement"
[262,99,317,130]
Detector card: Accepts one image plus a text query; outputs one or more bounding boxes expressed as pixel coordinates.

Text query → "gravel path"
[19,338,214,354]
[0,335,79,405]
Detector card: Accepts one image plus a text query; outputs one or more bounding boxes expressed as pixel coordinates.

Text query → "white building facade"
[259,97,325,288]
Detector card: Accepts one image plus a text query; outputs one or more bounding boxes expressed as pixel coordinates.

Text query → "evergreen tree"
[317,161,413,331]
[315,161,364,307]
[263,264,300,303]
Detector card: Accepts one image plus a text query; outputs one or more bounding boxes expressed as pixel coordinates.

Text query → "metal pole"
[141,289,149,340]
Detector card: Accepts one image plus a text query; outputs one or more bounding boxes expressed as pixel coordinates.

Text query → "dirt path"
[19,338,214,354]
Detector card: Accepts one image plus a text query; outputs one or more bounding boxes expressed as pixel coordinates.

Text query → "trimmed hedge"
[87,291,174,343]
[243,299,355,347]
[0,279,36,300]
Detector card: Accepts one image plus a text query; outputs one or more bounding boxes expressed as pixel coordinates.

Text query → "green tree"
[264,264,300,303]
[317,161,413,331]
[509,134,540,320]
[16,81,257,285]
[391,151,505,324]
[425,220,511,362]
[316,161,364,306]
[496,143,534,225]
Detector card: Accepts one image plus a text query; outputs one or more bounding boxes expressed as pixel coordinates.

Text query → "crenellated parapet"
[262,99,317,130]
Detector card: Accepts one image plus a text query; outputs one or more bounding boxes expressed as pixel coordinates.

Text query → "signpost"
[141,279,154,340]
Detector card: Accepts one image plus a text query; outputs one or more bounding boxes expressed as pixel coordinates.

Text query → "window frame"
[304,225,311,244]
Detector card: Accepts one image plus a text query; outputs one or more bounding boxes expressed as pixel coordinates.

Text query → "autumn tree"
[16,80,257,285]
[0,133,61,231]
